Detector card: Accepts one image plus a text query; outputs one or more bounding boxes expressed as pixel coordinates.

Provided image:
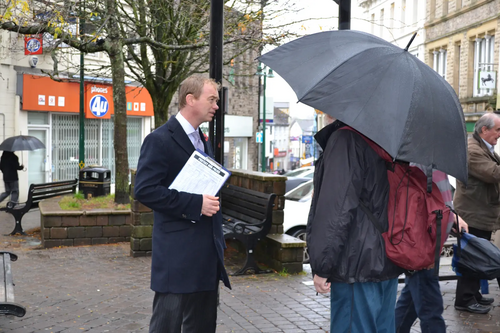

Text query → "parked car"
[283,180,313,263]
[284,166,314,178]
[285,168,315,193]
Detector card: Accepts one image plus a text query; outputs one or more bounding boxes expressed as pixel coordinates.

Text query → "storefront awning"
[21,74,154,118]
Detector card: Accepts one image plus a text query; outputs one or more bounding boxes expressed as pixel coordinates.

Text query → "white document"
[169,149,231,196]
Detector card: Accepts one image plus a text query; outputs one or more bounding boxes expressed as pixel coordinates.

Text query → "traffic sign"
[256,132,263,143]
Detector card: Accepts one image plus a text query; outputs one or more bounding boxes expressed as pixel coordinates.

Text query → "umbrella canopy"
[259,30,468,183]
[0,135,45,151]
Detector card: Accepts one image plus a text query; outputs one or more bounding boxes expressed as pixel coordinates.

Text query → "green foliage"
[59,194,130,211]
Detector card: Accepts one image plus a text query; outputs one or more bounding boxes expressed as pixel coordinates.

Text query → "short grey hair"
[474,113,500,135]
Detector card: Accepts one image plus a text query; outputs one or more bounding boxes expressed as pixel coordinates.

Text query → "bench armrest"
[231,220,267,234]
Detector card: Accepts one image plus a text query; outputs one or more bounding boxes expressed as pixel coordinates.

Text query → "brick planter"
[39,199,132,248]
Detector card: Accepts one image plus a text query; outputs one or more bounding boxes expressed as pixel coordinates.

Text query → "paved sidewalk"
[0,210,499,332]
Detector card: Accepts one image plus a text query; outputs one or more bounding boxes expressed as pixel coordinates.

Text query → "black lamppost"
[256,64,274,172]
[209,0,225,164]
[333,0,351,30]
[79,0,86,170]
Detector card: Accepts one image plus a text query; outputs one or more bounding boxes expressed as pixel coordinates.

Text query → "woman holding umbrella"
[0,151,24,205]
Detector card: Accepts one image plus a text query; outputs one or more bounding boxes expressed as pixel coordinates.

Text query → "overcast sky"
[264,1,367,119]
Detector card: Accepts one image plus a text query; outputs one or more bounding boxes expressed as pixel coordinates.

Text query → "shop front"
[20,74,153,191]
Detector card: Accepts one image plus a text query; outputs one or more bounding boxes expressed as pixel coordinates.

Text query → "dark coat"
[0,152,23,182]
[454,132,500,231]
[134,117,231,293]
[307,122,403,283]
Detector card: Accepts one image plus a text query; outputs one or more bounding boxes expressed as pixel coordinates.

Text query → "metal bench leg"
[232,247,272,276]
[6,218,26,236]
[0,303,26,317]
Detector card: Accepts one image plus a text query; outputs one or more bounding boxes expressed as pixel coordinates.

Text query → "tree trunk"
[107,0,130,204]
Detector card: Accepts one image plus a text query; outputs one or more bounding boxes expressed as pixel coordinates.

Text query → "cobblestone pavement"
[0,210,499,332]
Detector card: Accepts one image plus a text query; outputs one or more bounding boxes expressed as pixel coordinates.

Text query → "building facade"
[0,31,154,201]
[424,0,500,130]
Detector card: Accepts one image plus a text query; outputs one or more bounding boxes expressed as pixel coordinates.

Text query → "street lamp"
[256,63,274,172]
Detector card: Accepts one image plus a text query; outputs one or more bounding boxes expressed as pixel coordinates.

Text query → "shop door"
[28,129,49,185]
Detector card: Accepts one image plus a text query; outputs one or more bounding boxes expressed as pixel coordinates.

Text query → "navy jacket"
[134,117,231,293]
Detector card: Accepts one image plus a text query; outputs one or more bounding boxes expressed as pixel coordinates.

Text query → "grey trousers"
[0,181,19,204]
[149,289,218,333]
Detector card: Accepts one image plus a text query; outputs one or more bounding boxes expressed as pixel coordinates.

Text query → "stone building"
[424,0,500,129]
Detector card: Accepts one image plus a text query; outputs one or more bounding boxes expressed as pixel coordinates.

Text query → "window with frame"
[432,48,447,79]
[473,35,495,97]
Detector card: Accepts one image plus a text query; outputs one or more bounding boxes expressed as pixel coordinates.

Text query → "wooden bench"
[0,252,26,317]
[221,184,276,276]
[0,179,78,236]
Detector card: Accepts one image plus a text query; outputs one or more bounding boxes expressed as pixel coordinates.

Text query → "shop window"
[473,35,495,97]
[28,112,49,125]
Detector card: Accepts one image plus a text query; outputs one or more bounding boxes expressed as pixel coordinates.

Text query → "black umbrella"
[0,135,45,151]
[259,30,468,183]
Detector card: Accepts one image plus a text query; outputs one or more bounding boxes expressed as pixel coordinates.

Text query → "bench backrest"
[221,184,276,226]
[27,179,78,209]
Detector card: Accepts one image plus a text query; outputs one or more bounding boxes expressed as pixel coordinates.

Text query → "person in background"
[0,151,23,205]
[454,112,500,314]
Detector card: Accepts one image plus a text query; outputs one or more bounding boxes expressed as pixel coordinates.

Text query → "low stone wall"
[129,169,153,257]
[39,199,132,248]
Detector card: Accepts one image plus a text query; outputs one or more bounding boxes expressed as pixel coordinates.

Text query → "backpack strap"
[433,210,443,276]
[359,200,384,234]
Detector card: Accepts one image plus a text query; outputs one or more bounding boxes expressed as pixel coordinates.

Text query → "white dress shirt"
[176,112,204,152]
[481,138,495,155]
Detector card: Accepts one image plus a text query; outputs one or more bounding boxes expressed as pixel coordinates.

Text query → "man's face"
[191,83,219,124]
[480,117,500,146]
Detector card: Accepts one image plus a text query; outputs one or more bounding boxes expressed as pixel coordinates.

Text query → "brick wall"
[40,200,132,249]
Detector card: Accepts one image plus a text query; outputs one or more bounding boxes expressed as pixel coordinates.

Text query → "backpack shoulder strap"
[358,200,384,234]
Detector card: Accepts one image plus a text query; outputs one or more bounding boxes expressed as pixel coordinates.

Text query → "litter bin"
[79,166,111,199]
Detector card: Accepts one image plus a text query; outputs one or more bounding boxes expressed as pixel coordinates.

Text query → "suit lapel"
[168,117,195,157]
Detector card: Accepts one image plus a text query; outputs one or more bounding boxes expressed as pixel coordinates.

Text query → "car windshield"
[285,181,313,201]
[284,168,312,177]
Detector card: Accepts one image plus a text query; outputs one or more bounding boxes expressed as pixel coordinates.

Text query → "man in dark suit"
[134,75,231,333]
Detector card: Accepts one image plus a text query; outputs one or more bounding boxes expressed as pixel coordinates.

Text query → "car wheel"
[291,228,309,264]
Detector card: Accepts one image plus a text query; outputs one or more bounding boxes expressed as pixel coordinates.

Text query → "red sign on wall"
[24,35,43,55]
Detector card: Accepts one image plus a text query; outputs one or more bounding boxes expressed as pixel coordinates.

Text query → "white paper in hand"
[168,149,231,196]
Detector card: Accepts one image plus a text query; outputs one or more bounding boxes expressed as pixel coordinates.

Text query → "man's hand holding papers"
[202,195,220,216]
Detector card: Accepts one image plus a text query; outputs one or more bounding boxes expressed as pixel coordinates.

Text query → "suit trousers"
[149,289,218,333]
[455,227,499,307]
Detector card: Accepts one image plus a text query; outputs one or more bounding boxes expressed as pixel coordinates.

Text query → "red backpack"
[342,127,450,271]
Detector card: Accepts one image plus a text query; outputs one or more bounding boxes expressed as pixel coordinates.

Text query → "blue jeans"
[330,278,397,333]
[395,269,445,333]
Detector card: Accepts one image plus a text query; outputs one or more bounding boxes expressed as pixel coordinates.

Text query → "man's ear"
[481,126,488,134]
[186,94,195,106]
